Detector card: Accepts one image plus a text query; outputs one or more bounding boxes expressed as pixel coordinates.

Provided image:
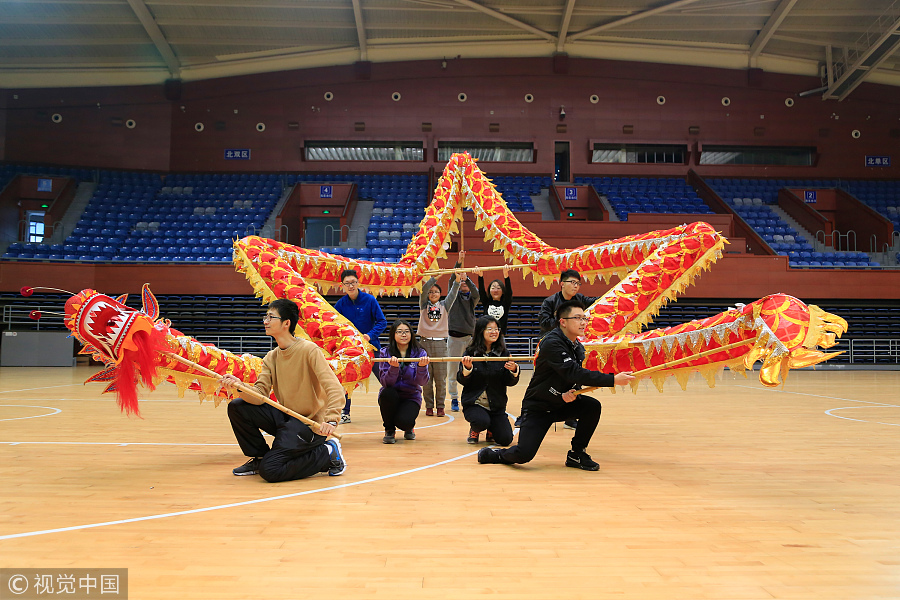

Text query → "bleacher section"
[2,168,551,263]
[576,176,714,221]
[126,172,278,261]
[325,173,546,263]
[710,177,839,205]
[709,178,880,269]
[359,174,430,263]
[840,180,900,231]
[3,166,893,269]
[2,171,280,262]
[490,175,547,212]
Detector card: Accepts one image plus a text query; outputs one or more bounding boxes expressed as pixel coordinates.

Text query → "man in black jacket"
[478,300,634,471]
[536,269,602,430]
[537,269,600,336]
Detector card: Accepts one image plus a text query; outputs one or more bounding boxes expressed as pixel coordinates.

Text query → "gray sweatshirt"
[447,274,479,336]
[417,276,460,338]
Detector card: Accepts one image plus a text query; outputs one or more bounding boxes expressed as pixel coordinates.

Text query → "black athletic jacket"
[456,348,520,412]
[521,327,614,413]
[538,291,601,335]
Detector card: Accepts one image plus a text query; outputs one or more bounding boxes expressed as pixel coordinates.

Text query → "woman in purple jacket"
[376,319,431,444]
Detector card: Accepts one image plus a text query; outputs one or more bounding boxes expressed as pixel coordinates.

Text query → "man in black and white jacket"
[478,300,634,471]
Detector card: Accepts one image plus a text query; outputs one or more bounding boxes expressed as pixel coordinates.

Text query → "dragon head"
[65,287,160,366]
[64,284,167,415]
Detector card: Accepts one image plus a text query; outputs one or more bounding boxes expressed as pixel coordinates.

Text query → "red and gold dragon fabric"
[62,153,846,412]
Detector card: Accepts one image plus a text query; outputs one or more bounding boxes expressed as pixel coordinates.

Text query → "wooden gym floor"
[0,366,898,600]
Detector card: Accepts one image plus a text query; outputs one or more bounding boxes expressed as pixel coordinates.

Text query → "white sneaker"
[340,414,351,424]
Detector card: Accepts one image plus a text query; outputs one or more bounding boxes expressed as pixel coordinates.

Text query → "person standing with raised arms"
[417,275,460,417]
[447,251,479,412]
[475,264,513,335]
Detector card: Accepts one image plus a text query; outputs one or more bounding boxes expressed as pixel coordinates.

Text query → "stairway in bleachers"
[708,178,880,269]
[840,180,900,231]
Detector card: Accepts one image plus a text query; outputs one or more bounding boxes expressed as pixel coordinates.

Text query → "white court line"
[343,414,455,435]
[0,449,482,541]
[0,416,457,445]
[733,384,899,407]
[734,384,900,426]
[0,405,62,422]
[0,383,81,395]
[824,406,900,427]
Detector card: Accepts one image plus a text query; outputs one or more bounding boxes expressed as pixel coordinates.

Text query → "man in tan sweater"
[222,299,347,481]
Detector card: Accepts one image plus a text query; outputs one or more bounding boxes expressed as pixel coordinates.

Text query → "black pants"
[498,395,601,464]
[378,387,420,433]
[227,398,331,483]
[463,404,514,446]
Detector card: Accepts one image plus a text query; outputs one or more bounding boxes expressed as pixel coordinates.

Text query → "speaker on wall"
[164,79,183,101]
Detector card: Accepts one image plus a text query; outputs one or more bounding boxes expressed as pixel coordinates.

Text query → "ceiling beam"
[568,0,707,41]
[556,0,578,52]
[452,0,556,42]
[824,17,900,100]
[350,0,368,61]
[124,0,181,77]
[749,0,799,59]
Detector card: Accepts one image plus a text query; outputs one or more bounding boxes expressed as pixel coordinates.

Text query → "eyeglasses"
[263,315,283,323]
[395,330,411,336]
[561,280,581,286]
[342,280,358,287]
[484,328,500,333]
[561,316,589,322]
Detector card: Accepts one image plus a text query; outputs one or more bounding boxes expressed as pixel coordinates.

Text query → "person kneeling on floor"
[223,299,346,482]
[457,316,518,446]
[478,300,634,471]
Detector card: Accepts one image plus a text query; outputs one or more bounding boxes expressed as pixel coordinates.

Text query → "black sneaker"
[563,419,578,430]
[477,447,501,464]
[325,439,346,476]
[383,431,396,444]
[565,449,599,471]
[467,429,480,444]
[232,457,261,476]
[403,430,416,440]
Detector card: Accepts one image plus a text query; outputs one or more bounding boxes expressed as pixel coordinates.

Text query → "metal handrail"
[2,305,68,331]
[193,335,275,356]
[816,228,857,252]
[323,224,359,248]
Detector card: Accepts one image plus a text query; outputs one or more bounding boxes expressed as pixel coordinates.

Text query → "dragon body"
[60,153,845,412]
